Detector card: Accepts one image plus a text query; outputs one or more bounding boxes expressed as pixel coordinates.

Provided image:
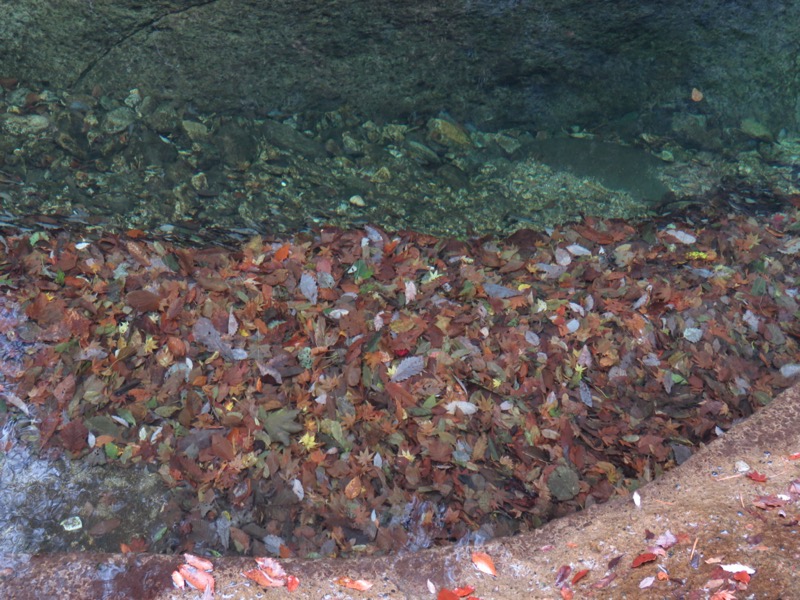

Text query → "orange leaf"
[345,476,362,500]
[334,577,373,591]
[747,471,767,482]
[243,568,284,588]
[286,574,300,591]
[274,243,291,262]
[560,588,574,600]
[437,590,460,600]
[571,568,589,585]
[788,452,800,460]
[472,551,497,576]
[184,553,213,571]
[631,552,658,568]
[451,585,476,597]
[254,557,286,579]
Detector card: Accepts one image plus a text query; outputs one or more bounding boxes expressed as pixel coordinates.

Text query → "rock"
[548,465,580,501]
[181,119,210,142]
[427,118,473,149]
[1,114,50,136]
[740,117,773,142]
[102,107,136,134]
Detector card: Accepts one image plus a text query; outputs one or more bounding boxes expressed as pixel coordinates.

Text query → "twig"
[689,537,699,561]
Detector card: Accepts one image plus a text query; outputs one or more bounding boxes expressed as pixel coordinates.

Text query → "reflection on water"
[0,423,171,554]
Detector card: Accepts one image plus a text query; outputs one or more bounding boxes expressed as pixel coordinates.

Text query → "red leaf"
[746,471,767,482]
[286,575,300,591]
[555,564,572,588]
[571,569,590,585]
[631,552,658,568]
[437,591,460,600]
[733,571,751,584]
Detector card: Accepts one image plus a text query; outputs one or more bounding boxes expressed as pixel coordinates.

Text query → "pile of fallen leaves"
[1,209,799,558]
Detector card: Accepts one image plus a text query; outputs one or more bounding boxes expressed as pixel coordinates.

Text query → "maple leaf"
[260,408,303,446]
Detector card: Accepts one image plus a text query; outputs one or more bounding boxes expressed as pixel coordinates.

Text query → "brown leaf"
[126,290,161,312]
[60,420,88,453]
[345,476,362,500]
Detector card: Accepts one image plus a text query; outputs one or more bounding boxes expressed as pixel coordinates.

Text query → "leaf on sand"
[472,551,497,576]
[262,408,303,445]
[334,577,373,591]
[631,552,658,568]
[243,568,284,588]
[390,355,424,382]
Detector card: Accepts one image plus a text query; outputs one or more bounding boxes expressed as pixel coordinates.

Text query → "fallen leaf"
[334,576,373,591]
[571,568,589,585]
[472,551,497,576]
[631,552,658,568]
[746,471,767,482]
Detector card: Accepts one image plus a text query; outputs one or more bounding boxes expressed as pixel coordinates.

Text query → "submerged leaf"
[261,408,303,446]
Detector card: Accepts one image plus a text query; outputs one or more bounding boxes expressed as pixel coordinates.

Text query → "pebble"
[103,107,136,134]
[1,113,50,136]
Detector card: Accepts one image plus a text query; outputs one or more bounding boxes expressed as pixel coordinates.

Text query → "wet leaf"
[472,551,497,576]
[334,576,373,591]
[261,408,303,446]
[631,552,658,568]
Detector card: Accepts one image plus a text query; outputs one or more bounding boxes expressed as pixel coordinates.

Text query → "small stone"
[427,118,473,148]
[349,194,366,207]
[2,113,50,136]
[740,118,773,142]
[191,172,208,191]
[103,107,136,134]
[370,167,391,183]
[181,119,209,142]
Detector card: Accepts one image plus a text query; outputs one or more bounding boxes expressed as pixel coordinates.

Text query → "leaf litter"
[0,210,799,567]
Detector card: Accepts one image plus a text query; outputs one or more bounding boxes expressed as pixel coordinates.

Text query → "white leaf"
[229,348,248,360]
[291,478,304,501]
[404,280,417,303]
[780,363,800,378]
[524,331,540,346]
[445,400,479,415]
[299,273,318,304]
[227,309,238,336]
[633,490,641,508]
[484,282,521,298]
[554,247,572,266]
[639,576,655,589]
[682,327,703,343]
[566,243,592,256]
[391,355,425,382]
[721,563,755,574]
[327,308,349,319]
[664,229,696,244]
[427,580,436,594]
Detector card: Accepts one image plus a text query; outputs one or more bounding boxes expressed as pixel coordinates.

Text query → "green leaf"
[259,407,303,446]
[349,259,373,283]
[29,231,50,246]
[751,276,767,296]
[104,442,120,459]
